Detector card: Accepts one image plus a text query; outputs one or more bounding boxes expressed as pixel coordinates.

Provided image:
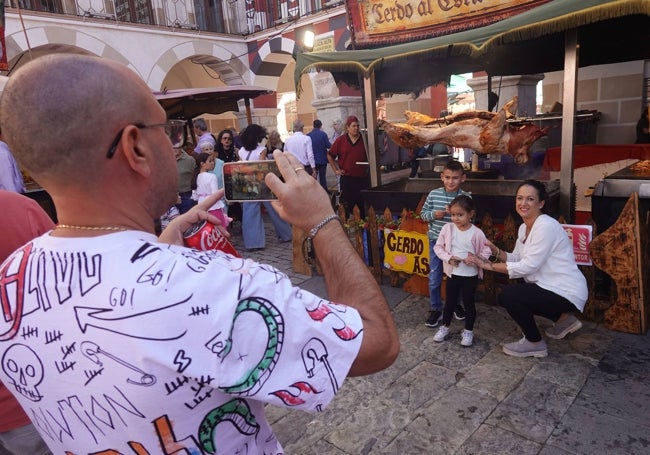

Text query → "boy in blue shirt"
[420,160,470,327]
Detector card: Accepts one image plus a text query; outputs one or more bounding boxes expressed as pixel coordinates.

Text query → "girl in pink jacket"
[433,195,491,346]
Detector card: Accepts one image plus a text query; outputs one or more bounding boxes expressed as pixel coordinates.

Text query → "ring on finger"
[294,167,304,172]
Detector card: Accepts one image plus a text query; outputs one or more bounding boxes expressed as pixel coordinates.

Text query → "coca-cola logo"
[199,226,226,251]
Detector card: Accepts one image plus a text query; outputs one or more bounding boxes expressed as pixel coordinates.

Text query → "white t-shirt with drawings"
[0,231,362,454]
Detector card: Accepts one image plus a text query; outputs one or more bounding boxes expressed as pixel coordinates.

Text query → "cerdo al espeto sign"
[346,0,551,48]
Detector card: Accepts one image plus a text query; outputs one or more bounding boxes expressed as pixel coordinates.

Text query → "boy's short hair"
[443,160,464,173]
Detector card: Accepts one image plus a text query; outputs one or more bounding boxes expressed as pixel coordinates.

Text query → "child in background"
[433,195,491,346]
[195,152,231,228]
[160,194,181,231]
[420,160,470,328]
[203,142,229,218]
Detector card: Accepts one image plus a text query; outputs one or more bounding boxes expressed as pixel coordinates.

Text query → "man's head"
[194,118,209,134]
[292,119,304,132]
[332,119,343,133]
[313,119,322,129]
[345,116,360,138]
[0,54,178,220]
[440,160,466,192]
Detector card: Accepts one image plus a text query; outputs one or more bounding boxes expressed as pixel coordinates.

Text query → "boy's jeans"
[428,240,443,311]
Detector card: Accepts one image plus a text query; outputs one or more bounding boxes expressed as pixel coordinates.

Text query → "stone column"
[467,74,544,116]
[311,97,364,137]
[234,108,280,133]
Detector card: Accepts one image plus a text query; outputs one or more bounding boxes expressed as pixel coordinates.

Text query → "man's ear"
[120,125,152,178]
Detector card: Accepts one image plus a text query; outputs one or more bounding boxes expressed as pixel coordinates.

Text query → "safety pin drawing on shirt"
[81,341,156,386]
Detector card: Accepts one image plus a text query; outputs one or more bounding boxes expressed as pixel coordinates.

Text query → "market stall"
[294,0,650,332]
[295,0,650,221]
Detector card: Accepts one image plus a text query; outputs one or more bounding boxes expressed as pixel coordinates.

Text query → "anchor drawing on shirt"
[81,341,156,386]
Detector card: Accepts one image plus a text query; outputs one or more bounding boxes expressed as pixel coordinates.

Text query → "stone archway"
[148,41,248,90]
[4,28,134,76]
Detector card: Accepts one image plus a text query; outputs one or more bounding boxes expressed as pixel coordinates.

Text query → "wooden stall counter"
[543,144,650,224]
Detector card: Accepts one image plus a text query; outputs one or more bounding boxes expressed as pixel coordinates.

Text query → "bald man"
[0,54,398,454]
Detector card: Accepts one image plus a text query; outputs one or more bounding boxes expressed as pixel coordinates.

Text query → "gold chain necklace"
[57,224,128,232]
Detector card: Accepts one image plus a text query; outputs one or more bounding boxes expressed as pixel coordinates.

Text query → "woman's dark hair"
[217,129,234,145]
[449,194,475,213]
[517,179,548,203]
[215,128,237,162]
[240,124,267,151]
[196,152,211,165]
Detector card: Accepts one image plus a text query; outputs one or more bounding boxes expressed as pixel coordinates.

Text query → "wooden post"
[292,226,312,276]
[366,206,382,284]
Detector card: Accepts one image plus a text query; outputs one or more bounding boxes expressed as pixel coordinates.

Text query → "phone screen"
[222,160,281,202]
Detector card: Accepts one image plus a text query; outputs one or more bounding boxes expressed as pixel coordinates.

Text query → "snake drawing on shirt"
[213,297,284,396]
[198,398,259,454]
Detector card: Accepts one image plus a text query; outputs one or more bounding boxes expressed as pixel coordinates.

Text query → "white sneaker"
[460,329,473,347]
[433,325,449,342]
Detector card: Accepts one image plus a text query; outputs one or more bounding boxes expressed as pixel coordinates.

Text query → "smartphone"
[222,160,282,202]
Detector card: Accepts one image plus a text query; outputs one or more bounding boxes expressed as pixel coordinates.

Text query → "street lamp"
[303,30,315,52]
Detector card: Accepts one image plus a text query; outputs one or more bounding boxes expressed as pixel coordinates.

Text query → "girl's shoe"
[433,325,449,342]
[460,329,473,347]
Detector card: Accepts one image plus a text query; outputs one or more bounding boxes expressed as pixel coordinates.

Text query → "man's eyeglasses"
[106,120,187,158]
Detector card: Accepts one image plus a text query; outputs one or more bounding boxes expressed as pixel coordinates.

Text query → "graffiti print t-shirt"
[0,231,363,454]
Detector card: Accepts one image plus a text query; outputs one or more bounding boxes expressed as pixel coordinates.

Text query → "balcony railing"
[7,0,344,36]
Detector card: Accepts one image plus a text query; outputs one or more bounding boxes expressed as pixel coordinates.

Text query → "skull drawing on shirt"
[2,344,44,401]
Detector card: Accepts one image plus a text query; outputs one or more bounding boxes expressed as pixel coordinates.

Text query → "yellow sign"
[383,229,430,277]
[313,36,335,53]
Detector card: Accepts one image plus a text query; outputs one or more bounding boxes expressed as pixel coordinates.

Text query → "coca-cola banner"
[346,0,551,48]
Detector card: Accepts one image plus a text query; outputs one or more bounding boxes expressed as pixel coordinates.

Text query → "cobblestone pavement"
[228,202,650,455]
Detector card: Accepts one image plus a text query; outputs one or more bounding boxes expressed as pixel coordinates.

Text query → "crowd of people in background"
[163,115,367,248]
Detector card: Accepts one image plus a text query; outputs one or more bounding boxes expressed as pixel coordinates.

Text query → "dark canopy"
[295,0,650,96]
[154,85,273,119]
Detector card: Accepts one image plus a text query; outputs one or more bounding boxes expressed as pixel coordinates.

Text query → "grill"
[592,164,650,234]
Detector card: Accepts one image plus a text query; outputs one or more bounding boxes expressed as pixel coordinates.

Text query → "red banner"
[346,0,551,49]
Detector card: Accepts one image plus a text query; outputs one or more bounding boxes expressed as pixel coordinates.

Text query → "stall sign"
[346,0,551,48]
[383,229,430,277]
[562,224,593,266]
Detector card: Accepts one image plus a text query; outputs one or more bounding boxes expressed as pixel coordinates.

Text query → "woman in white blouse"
[467,179,587,358]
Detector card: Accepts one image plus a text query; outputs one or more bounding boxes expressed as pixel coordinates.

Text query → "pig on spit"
[380,96,549,164]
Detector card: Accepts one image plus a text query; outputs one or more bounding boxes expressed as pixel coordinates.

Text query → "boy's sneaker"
[433,325,449,342]
[454,305,466,320]
[545,314,583,339]
[460,329,473,347]
[425,310,443,328]
[502,337,548,358]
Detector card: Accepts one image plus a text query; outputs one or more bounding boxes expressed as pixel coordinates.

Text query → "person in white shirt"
[284,119,315,176]
[466,179,587,358]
